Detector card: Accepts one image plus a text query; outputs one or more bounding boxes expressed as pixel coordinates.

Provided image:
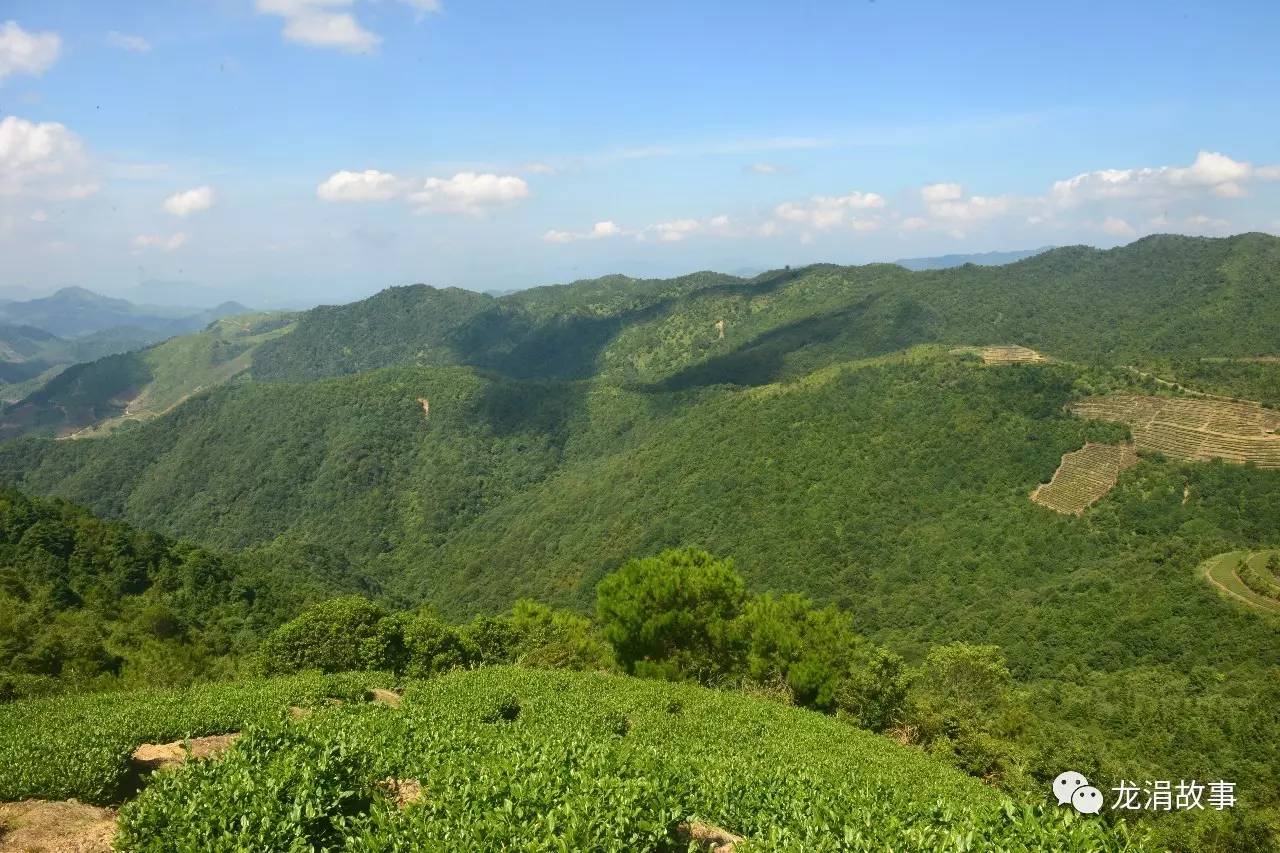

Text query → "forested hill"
[4,233,1280,846]
[0,487,364,698]
[250,232,1280,387]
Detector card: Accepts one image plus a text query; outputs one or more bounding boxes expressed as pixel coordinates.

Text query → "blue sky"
[2,0,1279,307]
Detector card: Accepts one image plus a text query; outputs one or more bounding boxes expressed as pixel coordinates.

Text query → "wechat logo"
[1054,771,1103,815]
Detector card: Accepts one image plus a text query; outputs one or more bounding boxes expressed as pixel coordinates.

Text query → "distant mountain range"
[0,287,252,401]
[892,247,1053,271]
[0,286,249,339]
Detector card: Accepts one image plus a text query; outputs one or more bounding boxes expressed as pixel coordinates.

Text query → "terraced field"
[981,345,1046,365]
[1071,395,1280,467]
[1199,551,1280,615]
[1030,442,1138,515]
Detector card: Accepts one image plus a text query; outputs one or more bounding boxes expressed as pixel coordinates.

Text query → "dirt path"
[1123,366,1258,405]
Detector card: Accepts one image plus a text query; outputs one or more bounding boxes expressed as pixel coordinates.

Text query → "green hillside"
[0,312,295,440]
[4,234,1280,848]
[0,485,374,699]
[0,667,1142,850]
[249,233,1280,390]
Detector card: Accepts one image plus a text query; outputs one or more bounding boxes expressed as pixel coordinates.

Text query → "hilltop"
[248,233,1280,389]
[892,246,1054,270]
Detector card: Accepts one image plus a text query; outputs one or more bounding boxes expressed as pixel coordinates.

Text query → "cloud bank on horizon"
[1,1,1279,304]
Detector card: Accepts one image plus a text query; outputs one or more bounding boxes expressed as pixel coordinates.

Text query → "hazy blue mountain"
[0,288,253,401]
[0,286,250,339]
[893,246,1054,271]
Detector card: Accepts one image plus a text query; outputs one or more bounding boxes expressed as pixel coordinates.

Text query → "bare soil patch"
[0,800,116,853]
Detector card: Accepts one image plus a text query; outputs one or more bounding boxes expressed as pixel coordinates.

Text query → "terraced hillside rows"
[1071,395,1280,467]
[1030,442,1138,515]
[981,345,1047,365]
[1199,551,1280,615]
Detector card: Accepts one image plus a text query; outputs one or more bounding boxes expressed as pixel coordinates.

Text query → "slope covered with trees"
[0,312,296,440]
[248,233,1280,390]
[4,233,1280,848]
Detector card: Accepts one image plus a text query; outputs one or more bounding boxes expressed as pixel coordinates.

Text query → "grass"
[1199,551,1280,615]
[104,667,1147,851]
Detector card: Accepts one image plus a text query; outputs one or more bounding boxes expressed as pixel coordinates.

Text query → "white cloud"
[916,182,1018,228]
[1184,213,1232,232]
[523,162,557,175]
[317,168,530,214]
[774,190,885,230]
[133,232,188,251]
[747,162,781,175]
[920,182,964,203]
[0,21,60,83]
[545,215,734,244]
[0,115,97,200]
[316,169,402,202]
[408,171,530,214]
[1211,181,1246,198]
[163,185,216,217]
[924,193,1017,225]
[256,0,442,52]
[107,31,151,52]
[1100,216,1135,237]
[644,218,701,243]
[29,209,46,222]
[543,220,625,243]
[641,215,735,243]
[1051,150,1277,206]
[256,0,380,53]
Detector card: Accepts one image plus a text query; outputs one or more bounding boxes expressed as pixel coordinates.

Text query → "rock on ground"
[130,732,241,773]
[675,820,743,852]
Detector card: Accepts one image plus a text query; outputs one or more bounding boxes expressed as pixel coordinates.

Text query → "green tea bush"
[0,670,387,803]
[116,667,1145,851]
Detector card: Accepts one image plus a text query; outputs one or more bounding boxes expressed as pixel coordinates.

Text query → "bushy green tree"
[505,599,614,671]
[256,596,398,675]
[595,548,744,681]
[903,643,1027,783]
[402,610,475,678]
[736,593,859,711]
[834,647,908,732]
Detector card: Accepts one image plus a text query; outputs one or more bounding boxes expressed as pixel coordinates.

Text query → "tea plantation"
[0,671,384,804]
[99,667,1144,851]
